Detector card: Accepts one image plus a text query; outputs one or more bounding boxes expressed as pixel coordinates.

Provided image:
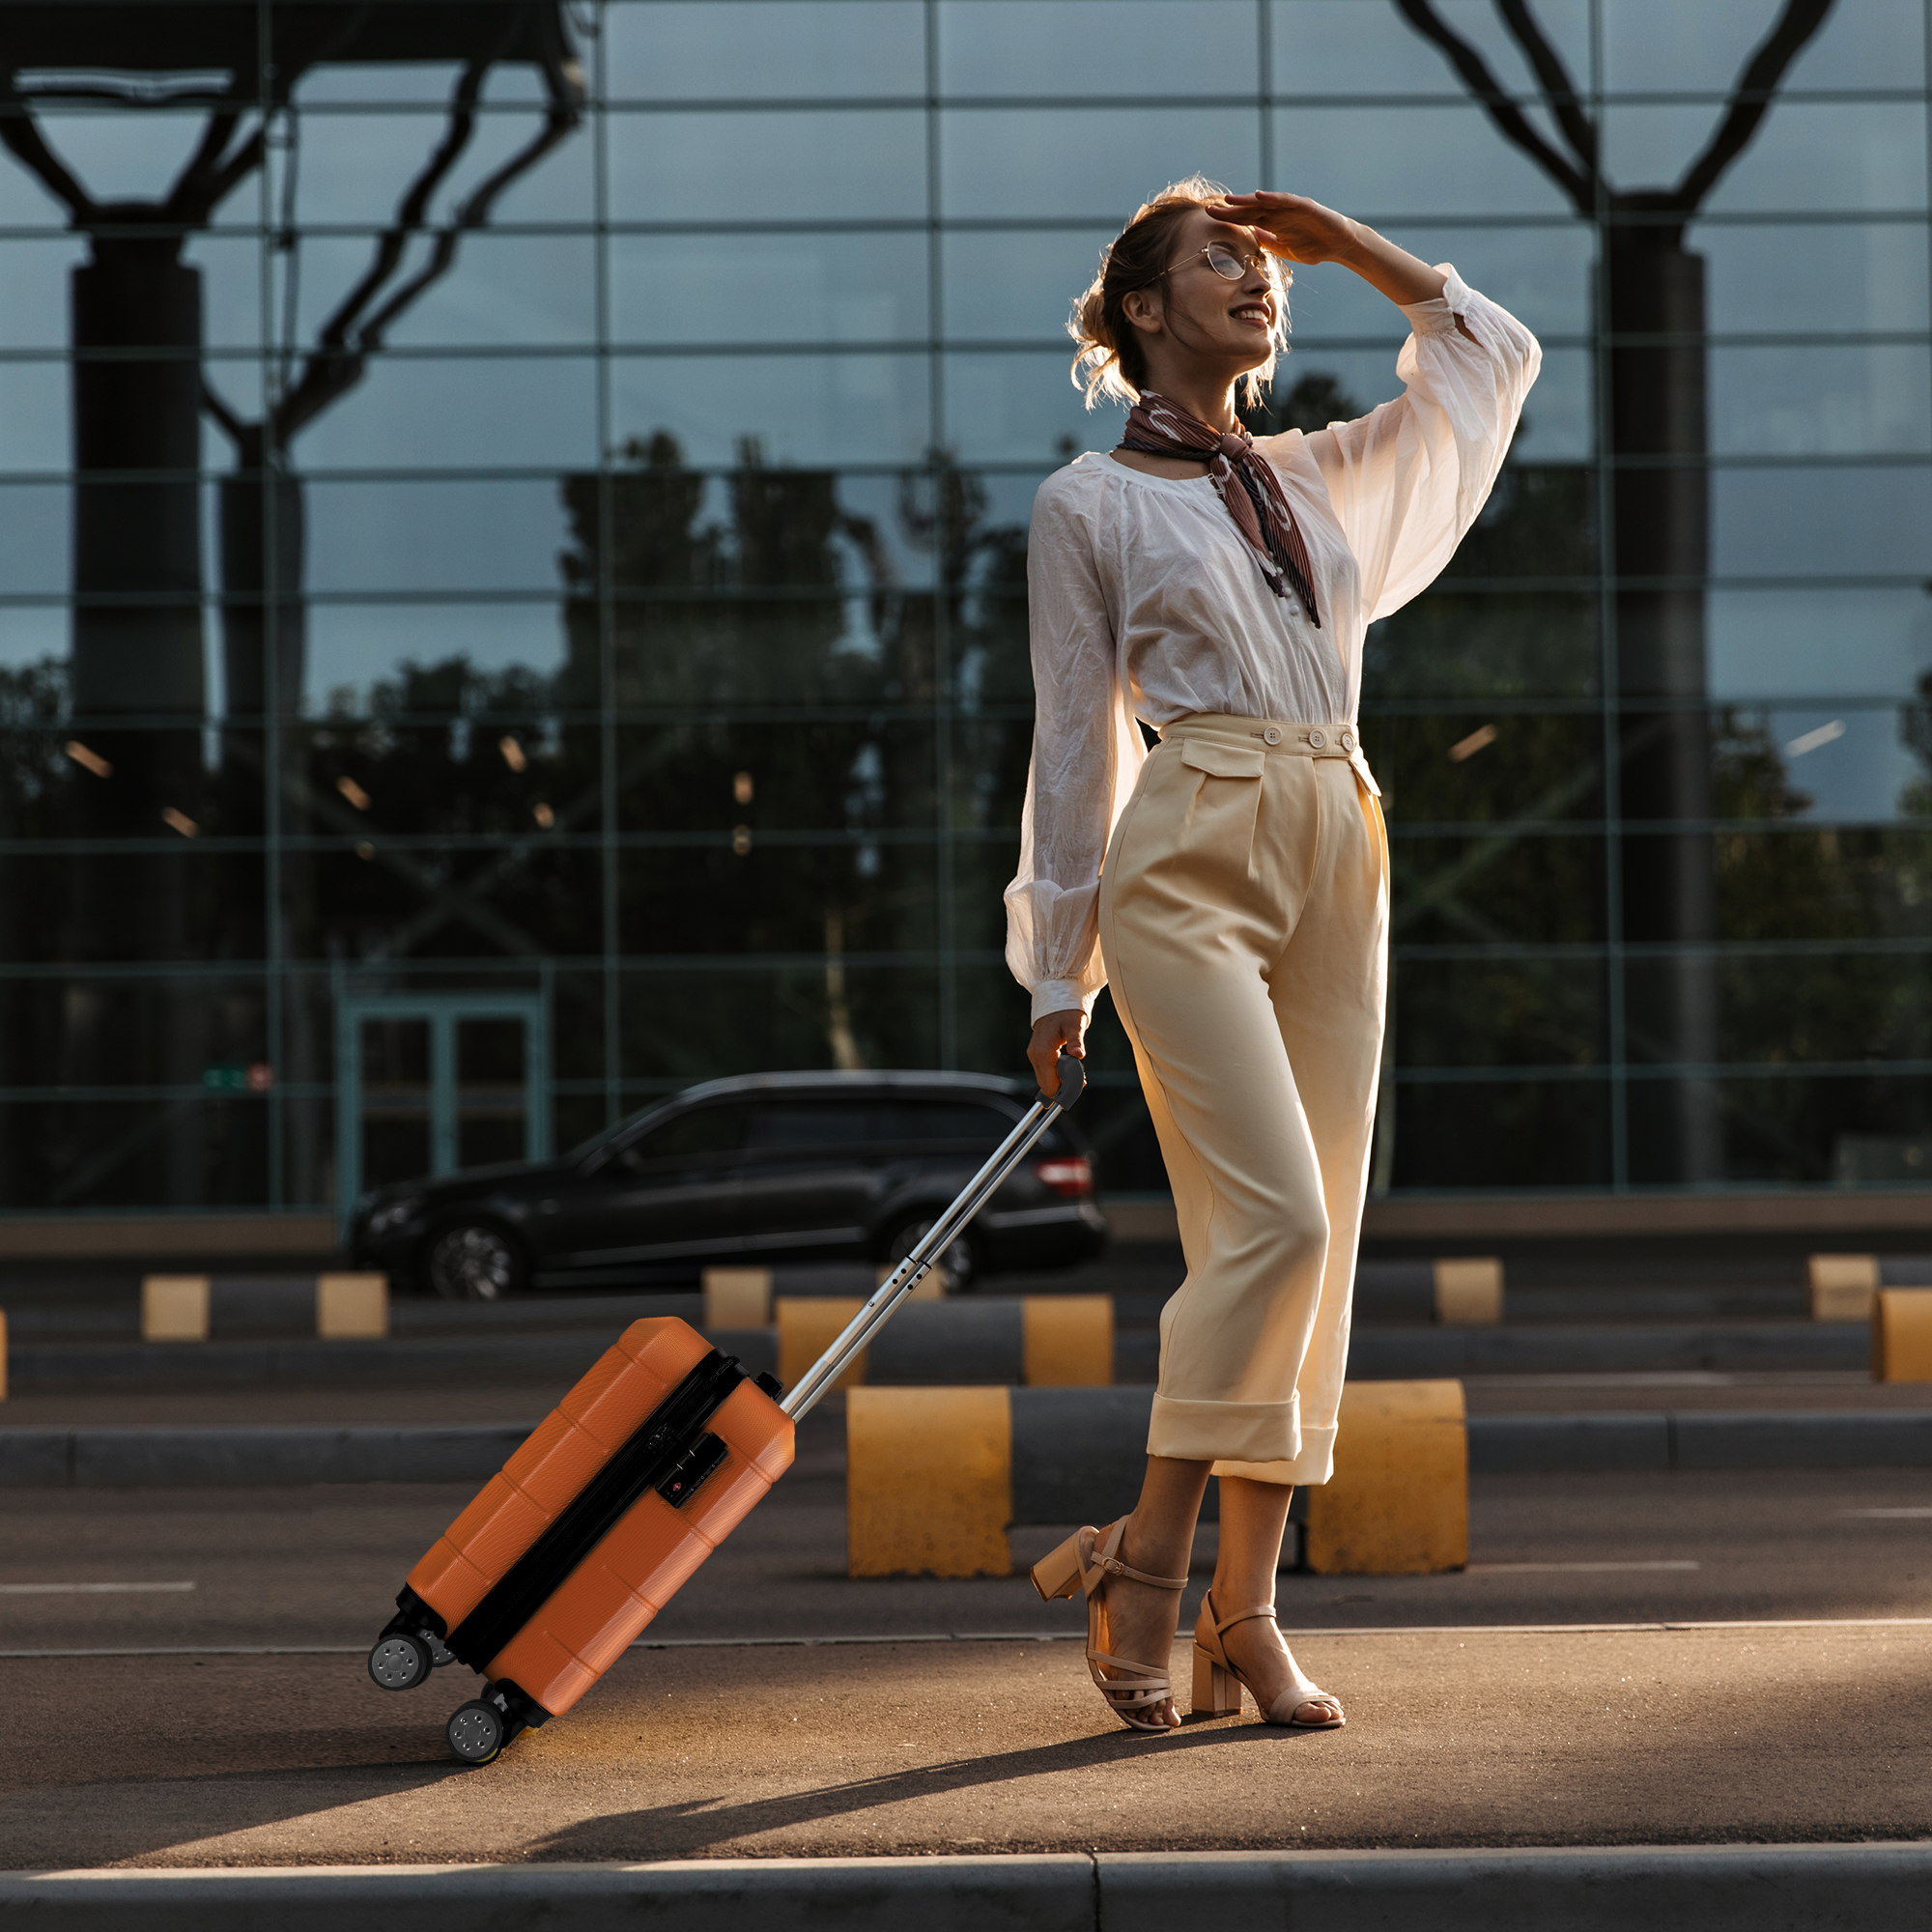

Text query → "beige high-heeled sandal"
[1191,1587,1346,1728]
[1030,1518,1189,1733]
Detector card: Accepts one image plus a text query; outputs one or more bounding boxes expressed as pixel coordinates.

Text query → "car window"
[625,1104,753,1165]
[894,1101,1017,1145]
[745,1099,886,1149]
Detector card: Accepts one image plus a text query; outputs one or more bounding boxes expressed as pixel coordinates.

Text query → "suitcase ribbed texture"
[405,1317,793,1717]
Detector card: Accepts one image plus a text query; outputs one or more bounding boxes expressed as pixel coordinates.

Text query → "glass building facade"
[2,0,1929,1221]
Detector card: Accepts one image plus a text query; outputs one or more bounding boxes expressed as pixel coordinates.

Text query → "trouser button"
[1263,726,1282,746]
[1307,729,1326,749]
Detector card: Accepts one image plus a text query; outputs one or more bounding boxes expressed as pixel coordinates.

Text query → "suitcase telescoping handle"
[779,1050,1088,1421]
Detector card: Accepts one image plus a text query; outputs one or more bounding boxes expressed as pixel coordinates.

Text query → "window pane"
[1605,0,1923,92]
[612,351,931,466]
[942,109,1260,222]
[940,1,1258,95]
[1711,465,1932,578]
[1272,106,1577,219]
[1389,834,1605,946]
[305,478,571,596]
[1718,705,1917,824]
[293,233,598,349]
[608,1,926,99]
[290,106,591,224]
[608,108,927,222]
[944,350,1115,464]
[1711,344,1931,458]
[1273,0,1592,99]
[1396,956,1606,1068]
[1290,223,1595,343]
[0,485,70,597]
[1700,219,1930,336]
[1393,1077,1611,1189]
[1605,101,1929,215]
[1376,712,1605,825]
[943,227,1113,342]
[1709,588,1932,701]
[303,601,570,712]
[612,231,929,347]
[294,355,600,469]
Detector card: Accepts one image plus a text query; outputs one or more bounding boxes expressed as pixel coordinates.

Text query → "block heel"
[1033,1520,1188,1732]
[1029,1532,1085,1603]
[1191,1586,1345,1728]
[1191,1642,1242,1718]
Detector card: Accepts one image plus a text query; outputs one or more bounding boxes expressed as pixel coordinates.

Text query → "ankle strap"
[1208,1601,1278,1637]
[1091,1551,1187,1591]
[1087,1520,1187,1592]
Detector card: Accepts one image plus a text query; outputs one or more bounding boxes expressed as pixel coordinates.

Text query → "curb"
[1,1845,1928,1930]
[3,1406,1930,1488]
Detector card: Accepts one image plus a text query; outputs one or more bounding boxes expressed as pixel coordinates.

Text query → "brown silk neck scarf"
[1119,392,1321,628]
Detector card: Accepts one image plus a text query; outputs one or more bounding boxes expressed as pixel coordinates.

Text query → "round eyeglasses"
[1135,241,1275,289]
[1192,242,1273,281]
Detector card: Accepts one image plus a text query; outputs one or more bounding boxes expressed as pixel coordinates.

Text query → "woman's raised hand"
[1028,1009,1087,1097]
[1204,190,1357,267]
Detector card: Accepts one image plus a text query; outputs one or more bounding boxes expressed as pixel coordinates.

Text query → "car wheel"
[424,1222,526,1301]
[886,1217,980,1293]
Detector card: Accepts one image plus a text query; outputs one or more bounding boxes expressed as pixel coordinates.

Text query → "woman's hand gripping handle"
[1028,1009,1088,1100]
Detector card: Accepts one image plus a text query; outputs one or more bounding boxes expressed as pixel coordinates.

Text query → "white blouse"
[1004,264,1542,1022]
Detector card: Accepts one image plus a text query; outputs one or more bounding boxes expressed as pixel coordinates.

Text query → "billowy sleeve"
[1303,265,1541,622]
[1003,473,1147,1023]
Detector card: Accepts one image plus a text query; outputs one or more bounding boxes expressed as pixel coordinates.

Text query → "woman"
[1009,178,1539,1733]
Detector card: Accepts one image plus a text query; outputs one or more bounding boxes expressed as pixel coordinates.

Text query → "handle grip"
[1037,1048,1086,1109]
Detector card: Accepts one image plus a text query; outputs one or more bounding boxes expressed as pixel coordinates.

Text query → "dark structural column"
[1604,205,1719,1180]
[65,213,213,1204]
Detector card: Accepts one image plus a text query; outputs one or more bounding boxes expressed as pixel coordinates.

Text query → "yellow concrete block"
[875,1261,947,1299]
[141,1275,210,1343]
[1810,1253,1880,1321]
[702,1266,773,1330]
[847,1385,1011,1577]
[1433,1257,1503,1325]
[316,1272,388,1339]
[1873,1288,1932,1382]
[777,1296,865,1393]
[1303,1378,1467,1576]
[1021,1295,1113,1386]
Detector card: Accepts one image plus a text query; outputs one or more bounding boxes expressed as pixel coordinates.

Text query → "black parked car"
[350,1069,1108,1299]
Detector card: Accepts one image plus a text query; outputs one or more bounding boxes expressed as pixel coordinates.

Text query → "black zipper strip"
[445,1349,744,1674]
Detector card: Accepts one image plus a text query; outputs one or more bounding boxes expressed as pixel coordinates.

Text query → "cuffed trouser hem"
[1211,1423,1337,1489]
[1148,1393,1300,1468]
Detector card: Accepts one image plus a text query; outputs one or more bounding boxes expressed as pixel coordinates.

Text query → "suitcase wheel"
[367,1633,434,1692]
[446,1699,506,1766]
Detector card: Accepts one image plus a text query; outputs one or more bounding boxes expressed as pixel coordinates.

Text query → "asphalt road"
[0,1427,1927,1865]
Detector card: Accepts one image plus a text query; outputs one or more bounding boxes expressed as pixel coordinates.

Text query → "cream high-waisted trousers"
[1098,714,1389,1487]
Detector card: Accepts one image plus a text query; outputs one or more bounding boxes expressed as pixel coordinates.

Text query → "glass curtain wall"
[0,0,1926,1214]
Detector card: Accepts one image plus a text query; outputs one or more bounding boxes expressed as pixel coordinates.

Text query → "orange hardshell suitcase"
[368,1053,1085,1764]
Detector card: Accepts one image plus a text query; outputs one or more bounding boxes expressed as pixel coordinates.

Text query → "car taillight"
[1033,1155,1093,1198]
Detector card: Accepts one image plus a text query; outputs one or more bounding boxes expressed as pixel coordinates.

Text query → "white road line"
[1465,1560,1699,1574]
[0,1581,195,1595]
[3,1616,1931,1660]
[1840,1508,1932,1519]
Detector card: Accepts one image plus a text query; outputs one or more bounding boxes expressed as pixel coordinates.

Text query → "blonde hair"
[1068,175,1290,412]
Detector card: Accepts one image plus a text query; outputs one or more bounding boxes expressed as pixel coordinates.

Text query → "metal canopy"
[1,4,578,95]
